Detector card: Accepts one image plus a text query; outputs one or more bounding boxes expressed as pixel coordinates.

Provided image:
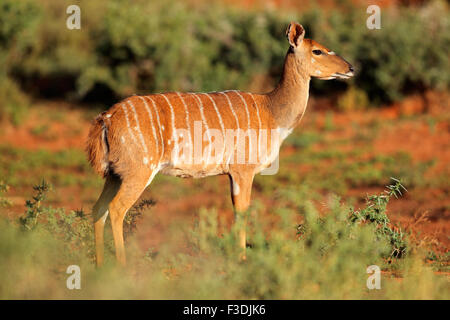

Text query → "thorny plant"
[17,178,409,264]
[124,198,156,241]
[349,178,408,259]
[19,180,51,230]
[297,178,408,260]
[16,180,156,261]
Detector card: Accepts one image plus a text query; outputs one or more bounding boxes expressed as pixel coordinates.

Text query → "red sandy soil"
[1,92,448,259]
[1,102,90,151]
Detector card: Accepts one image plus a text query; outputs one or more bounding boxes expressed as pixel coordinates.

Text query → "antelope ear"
[286,22,305,48]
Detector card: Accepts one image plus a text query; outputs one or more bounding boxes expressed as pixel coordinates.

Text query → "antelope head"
[286,22,354,80]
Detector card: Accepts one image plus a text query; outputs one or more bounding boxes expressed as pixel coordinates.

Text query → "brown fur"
[86,112,109,177]
[87,22,354,266]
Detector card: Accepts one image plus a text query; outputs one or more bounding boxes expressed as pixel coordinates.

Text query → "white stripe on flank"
[232,90,252,159]
[203,93,226,163]
[176,92,193,149]
[121,103,139,146]
[144,96,165,164]
[220,91,240,165]
[191,93,212,166]
[127,100,148,154]
[160,94,176,138]
[248,93,262,161]
[138,96,159,157]
[220,92,240,130]
[161,94,179,163]
[204,93,225,135]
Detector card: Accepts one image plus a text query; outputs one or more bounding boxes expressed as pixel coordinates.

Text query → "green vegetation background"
[0,0,449,124]
[0,179,448,299]
[0,0,448,299]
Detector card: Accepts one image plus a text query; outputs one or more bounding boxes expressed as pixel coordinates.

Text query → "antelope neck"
[266,50,311,129]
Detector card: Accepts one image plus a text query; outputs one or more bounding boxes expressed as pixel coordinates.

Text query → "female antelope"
[87,22,354,266]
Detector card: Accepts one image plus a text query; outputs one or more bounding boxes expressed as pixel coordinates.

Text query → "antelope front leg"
[229,170,254,260]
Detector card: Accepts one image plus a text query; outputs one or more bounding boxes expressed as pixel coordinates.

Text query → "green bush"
[79,0,287,97]
[0,76,29,125]
[0,178,448,299]
[0,0,448,112]
[0,181,11,208]
[0,0,37,124]
[337,87,369,111]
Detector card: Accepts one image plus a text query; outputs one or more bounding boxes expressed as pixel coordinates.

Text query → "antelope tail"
[86,112,110,177]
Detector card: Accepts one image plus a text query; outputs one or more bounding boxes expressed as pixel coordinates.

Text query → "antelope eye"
[312,49,323,55]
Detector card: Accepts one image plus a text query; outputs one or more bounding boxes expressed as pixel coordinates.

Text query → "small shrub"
[295,179,408,263]
[124,198,156,241]
[17,180,96,261]
[0,181,11,208]
[337,86,369,111]
[0,76,29,126]
[349,178,408,259]
[16,180,157,262]
[19,180,52,231]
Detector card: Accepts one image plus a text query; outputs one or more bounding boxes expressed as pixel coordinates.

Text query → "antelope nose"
[349,65,354,72]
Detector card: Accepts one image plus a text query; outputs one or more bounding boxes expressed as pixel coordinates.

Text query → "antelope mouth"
[332,71,354,79]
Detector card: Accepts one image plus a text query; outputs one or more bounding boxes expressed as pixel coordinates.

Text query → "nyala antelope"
[87,22,354,266]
